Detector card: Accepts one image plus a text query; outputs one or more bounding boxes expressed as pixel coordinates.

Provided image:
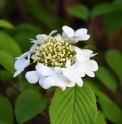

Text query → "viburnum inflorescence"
[13,25,98,91]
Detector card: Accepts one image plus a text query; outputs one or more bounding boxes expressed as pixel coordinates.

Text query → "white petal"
[54,74,67,91]
[15,52,29,59]
[25,71,40,84]
[70,37,82,44]
[85,68,95,77]
[36,34,47,44]
[75,28,87,37]
[49,30,57,36]
[13,69,23,77]
[65,60,71,68]
[71,62,85,73]
[62,32,69,39]
[56,34,62,39]
[54,67,62,74]
[74,73,83,87]
[29,43,37,52]
[36,63,54,76]
[85,60,98,71]
[42,76,55,89]
[62,26,74,37]
[76,54,86,62]
[62,69,75,83]
[81,49,93,56]
[14,58,30,70]
[81,34,90,40]
[39,75,46,86]
[79,72,85,77]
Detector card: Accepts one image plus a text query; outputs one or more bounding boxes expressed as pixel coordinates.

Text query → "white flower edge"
[30,30,57,44]
[62,25,90,44]
[25,63,76,91]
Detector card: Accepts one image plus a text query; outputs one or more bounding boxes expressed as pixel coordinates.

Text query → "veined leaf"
[0,50,15,74]
[0,19,14,29]
[95,110,107,124]
[96,66,117,92]
[105,49,122,84]
[49,84,97,124]
[15,89,47,124]
[67,4,89,21]
[0,96,13,124]
[0,31,21,57]
[90,3,119,19]
[98,98,122,124]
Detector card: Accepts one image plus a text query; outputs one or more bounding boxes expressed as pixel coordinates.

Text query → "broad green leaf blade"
[96,66,117,92]
[90,3,119,19]
[67,4,89,21]
[105,49,122,84]
[98,98,122,124]
[0,31,21,57]
[0,70,13,82]
[95,110,107,124]
[84,79,112,103]
[15,89,47,124]
[0,96,13,124]
[0,121,8,124]
[103,10,122,37]
[0,50,15,74]
[0,19,14,29]
[49,84,97,124]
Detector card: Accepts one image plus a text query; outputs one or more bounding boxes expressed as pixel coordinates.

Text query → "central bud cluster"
[31,36,76,67]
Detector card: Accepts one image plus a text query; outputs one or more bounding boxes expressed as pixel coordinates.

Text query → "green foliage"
[0,50,15,73]
[0,19,14,29]
[105,49,122,84]
[49,84,97,124]
[67,4,89,21]
[95,110,107,124]
[0,31,21,57]
[25,0,54,28]
[98,98,122,124]
[15,89,47,124]
[90,3,119,19]
[0,96,13,124]
[0,70,13,82]
[96,66,117,92]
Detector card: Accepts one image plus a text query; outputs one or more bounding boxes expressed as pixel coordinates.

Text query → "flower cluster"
[14,26,98,91]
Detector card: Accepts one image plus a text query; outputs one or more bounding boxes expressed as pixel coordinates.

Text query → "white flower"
[14,43,37,77]
[25,63,73,91]
[30,30,57,44]
[62,60,83,87]
[62,26,90,44]
[73,60,98,77]
[74,46,97,62]
[13,26,99,91]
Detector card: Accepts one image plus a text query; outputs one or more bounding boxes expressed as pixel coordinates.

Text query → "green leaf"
[67,4,89,21]
[0,121,8,124]
[95,110,107,124]
[96,66,117,92]
[25,0,54,27]
[0,19,14,29]
[103,10,122,37]
[98,98,122,124]
[84,79,111,103]
[15,89,47,124]
[0,50,15,74]
[90,3,119,19]
[0,31,21,57]
[0,70,13,82]
[0,96,13,124]
[105,49,122,84]
[49,84,97,124]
